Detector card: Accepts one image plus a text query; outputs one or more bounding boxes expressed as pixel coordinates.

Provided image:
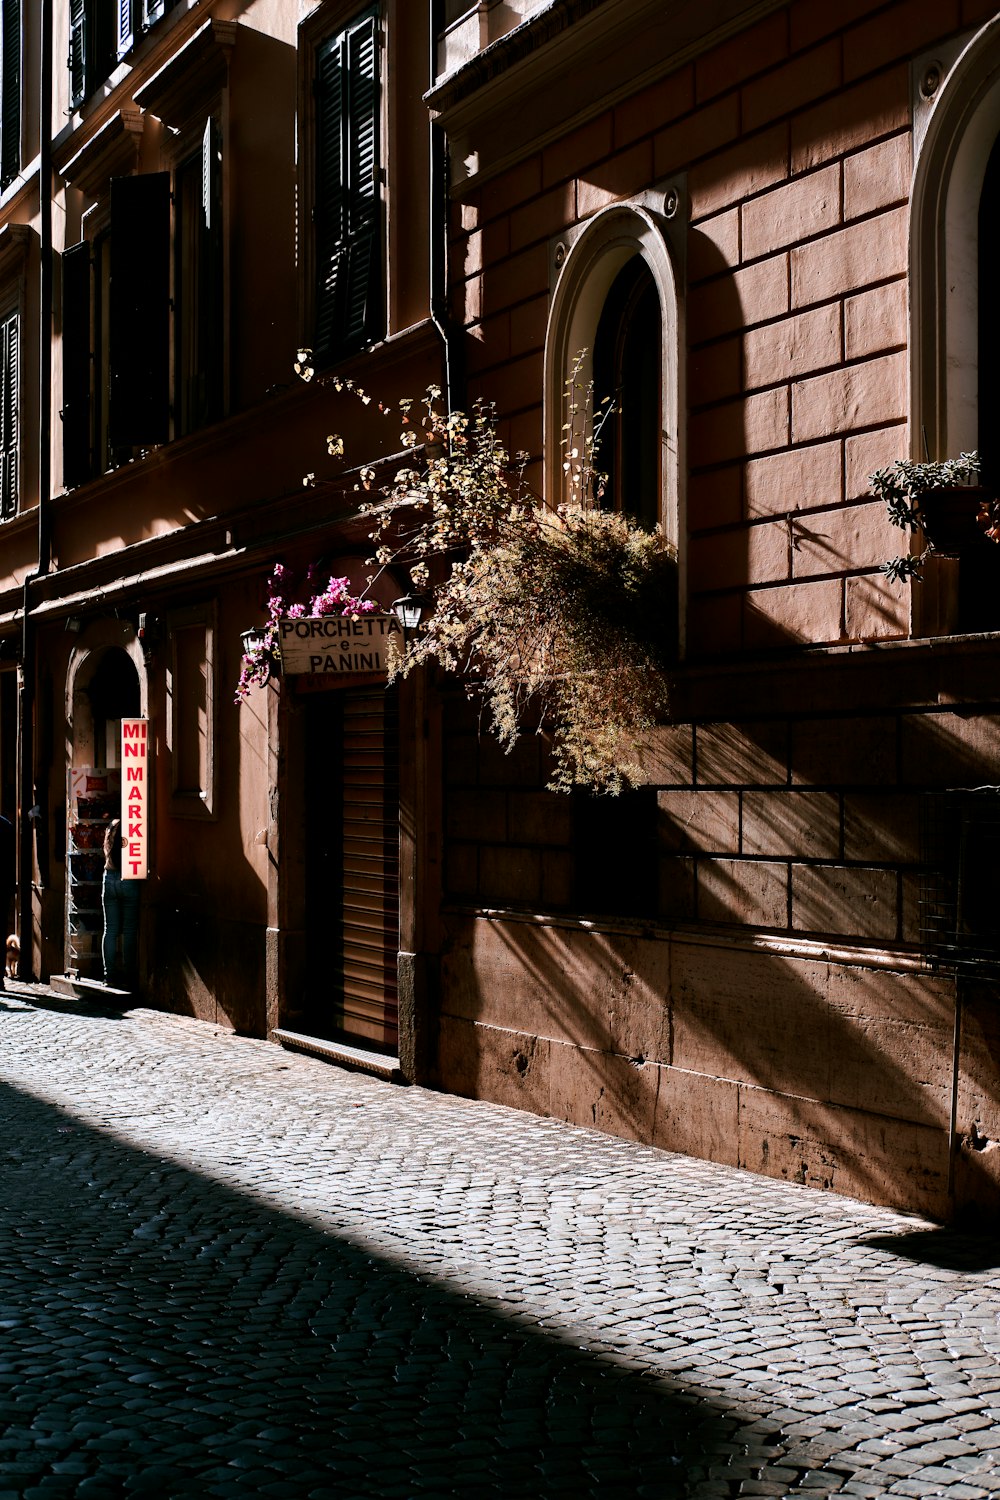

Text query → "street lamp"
[240,627,267,656]
[390,594,430,631]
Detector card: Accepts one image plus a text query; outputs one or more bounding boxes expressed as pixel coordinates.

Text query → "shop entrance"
[66,645,142,982]
[303,683,400,1053]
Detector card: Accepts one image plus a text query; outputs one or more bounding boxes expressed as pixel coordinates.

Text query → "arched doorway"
[64,631,145,985]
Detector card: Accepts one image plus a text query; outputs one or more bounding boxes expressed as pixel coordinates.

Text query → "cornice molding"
[0,223,35,283]
[427,0,790,192]
[134,18,238,130]
[56,108,144,194]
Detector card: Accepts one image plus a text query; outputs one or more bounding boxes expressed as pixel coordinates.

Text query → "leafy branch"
[297,350,676,793]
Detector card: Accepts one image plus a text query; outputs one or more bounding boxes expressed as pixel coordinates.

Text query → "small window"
[0,305,17,520]
[167,608,217,819]
[312,7,382,365]
[62,173,171,486]
[592,257,661,530]
[0,0,20,190]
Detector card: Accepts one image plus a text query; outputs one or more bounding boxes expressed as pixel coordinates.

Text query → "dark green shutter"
[109,172,170,448]
[314,8,380,363]
[0,309,17,519]
[0,0,19,190]
[61,241,92,489]
[68,0,86,109]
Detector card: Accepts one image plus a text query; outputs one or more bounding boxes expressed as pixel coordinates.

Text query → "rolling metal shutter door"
[336,685,399,1049]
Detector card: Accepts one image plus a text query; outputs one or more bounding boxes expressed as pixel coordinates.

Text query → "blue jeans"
[102,871,140,986]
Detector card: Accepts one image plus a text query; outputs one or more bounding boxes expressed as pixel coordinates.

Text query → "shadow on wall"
[438,909,1000,1223]
[0,1075,754,1496]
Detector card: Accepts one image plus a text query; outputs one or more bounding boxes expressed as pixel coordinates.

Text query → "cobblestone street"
[0,989,998,1498]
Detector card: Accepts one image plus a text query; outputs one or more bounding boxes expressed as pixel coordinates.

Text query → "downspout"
[428,0,461,412]
[18,0,53,975]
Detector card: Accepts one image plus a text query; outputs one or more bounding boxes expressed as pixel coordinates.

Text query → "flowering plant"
[294,354,675,793]
[235,563,376,703]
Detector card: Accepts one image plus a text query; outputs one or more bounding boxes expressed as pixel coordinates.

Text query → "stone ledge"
[272,1028,402,1083]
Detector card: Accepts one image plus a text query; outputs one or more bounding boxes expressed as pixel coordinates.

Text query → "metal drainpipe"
[18,0,53,976]
[428,0,460,412]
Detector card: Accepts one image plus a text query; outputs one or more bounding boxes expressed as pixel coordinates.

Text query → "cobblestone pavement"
[0,989,998,1498]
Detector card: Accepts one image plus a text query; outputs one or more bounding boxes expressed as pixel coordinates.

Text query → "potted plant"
[871,451,996,581]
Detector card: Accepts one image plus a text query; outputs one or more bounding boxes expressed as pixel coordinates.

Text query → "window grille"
[919,787,1000,977]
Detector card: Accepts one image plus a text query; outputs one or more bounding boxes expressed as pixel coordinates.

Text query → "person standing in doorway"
[0,810,13,991]
[102,814,139,990]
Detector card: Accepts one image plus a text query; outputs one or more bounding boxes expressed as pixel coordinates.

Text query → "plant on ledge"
[870,451,998,582]
[235,565,376,703]
[295,354,676,794]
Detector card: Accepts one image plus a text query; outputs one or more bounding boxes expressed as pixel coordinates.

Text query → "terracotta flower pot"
[914,485,992,555]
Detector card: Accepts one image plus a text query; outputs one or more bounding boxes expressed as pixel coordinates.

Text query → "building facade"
[1,0,999,1223]
[0,0,441,1045]
[426,0,1000,1224]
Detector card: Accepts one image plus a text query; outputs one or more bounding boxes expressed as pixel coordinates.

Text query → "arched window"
[543,198,683,640]
[591,256,661,529]
[978,133,1000,497]
[911,18,1000,632]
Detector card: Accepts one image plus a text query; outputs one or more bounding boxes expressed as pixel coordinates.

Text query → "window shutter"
[115,0,133,60]
[61,241,92,490]
[0,0,20,190]
[346,15,378,242]
[314,30,346,362]
[143,0,178,28]
[108,172,170,449]
[68,0,86,109]
[0,309,17,520]
[314,8,380,363]
[199,114,223,424]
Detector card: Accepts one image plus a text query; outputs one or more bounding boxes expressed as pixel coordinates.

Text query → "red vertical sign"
[121,718,148,879]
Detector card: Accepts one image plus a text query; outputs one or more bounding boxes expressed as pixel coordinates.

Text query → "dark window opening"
[70,0,180,109]
[920,789,1000,978]
[313,7,381,366]
[62,176,171,488]
[592,257,661,531]
[572,785,658,919]
[969,132,1000,630]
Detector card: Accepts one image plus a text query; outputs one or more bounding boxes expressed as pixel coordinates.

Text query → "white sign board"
[278,613,403,676]
[121,718,148,879]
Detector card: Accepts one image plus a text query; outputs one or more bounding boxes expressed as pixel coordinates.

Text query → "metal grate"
[920,788,1000,977]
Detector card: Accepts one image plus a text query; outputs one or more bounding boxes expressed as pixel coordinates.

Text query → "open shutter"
[143,0,178,27]
[313,8,380,363]
[314,29,346,363]
[115,0,134,60]
[344,13,378,350]
[199,114,223,424]
[0,310,17,519]
[0,0,20,190]
[68,0,86,109]
[61,241,92,490]
[108,172,170,449]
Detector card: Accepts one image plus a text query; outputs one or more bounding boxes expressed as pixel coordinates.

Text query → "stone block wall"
[436,914,983,1221]
[436,0,1000,1220]
[449,1,995,649]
